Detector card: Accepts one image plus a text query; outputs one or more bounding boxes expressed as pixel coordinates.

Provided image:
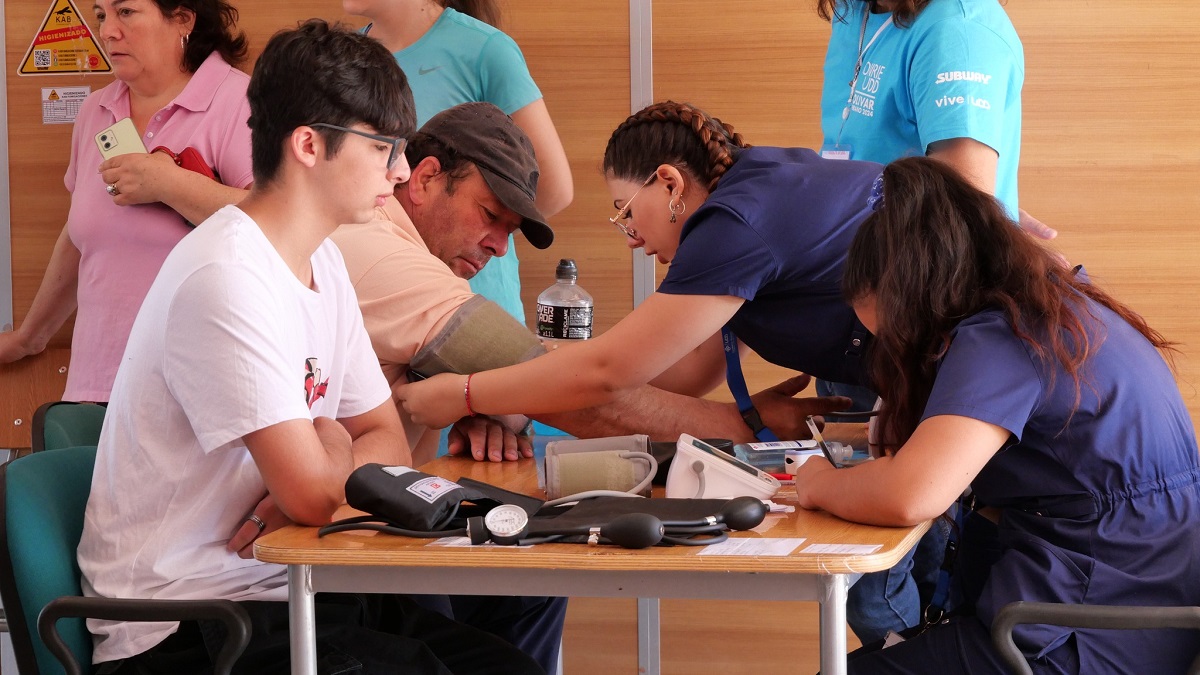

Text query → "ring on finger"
[106,183,120,197]
[245,513,266,534]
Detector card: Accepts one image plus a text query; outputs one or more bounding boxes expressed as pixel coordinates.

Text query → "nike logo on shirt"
[418,65,443,75]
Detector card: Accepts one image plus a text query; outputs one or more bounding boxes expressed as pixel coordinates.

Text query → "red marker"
[769,472,794,482]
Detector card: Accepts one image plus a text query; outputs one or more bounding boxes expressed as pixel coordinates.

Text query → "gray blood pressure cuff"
[409,295,545,378]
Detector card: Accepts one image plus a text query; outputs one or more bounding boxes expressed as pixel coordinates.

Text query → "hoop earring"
[669,196,686,224]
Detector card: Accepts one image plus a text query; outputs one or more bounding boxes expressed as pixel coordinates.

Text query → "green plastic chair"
[30,402,108,454]
[991,600,1200,675]
[0,446,251,675]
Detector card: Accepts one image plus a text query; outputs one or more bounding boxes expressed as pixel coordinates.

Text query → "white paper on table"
[799,543,883,555]
[696,537,807,556]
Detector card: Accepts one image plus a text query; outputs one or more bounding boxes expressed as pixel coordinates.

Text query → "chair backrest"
[32,403,107,454]
[0,446,98,675]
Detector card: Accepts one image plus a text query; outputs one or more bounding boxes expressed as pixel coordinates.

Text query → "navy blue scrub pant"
[843,615,1080,675]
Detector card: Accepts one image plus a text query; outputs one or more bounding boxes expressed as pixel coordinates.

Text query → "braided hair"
[603,101,749,192]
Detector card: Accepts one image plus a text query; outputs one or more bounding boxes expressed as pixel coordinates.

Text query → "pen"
[805,415,843,469]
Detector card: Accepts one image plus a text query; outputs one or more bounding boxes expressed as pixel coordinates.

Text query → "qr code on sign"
[34,50,51,68]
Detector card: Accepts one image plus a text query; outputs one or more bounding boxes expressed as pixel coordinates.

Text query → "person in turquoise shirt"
[345,0,574,322]
[819,0,1052,232]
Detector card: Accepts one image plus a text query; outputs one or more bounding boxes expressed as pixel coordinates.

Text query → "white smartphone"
[94,118,147,159]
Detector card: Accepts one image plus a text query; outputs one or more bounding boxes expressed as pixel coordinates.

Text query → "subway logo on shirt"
[934,70,992,85]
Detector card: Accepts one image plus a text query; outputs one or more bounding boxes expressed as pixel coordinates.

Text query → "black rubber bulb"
[720,496,769,531]
[601,513,665,549]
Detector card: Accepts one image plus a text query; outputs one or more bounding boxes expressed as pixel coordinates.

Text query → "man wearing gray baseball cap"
[418,101,554,250]
[334,101,561,465]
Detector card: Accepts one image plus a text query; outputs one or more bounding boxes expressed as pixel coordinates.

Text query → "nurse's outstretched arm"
[647,331,730,397]
[397,292,744,429]
[793,414,1010,526]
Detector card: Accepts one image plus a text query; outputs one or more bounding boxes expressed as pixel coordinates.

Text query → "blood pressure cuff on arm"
[409,294,546,378]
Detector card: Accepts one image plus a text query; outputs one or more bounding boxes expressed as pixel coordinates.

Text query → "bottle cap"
[555,259,578,281]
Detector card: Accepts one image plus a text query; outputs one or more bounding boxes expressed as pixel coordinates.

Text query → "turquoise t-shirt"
[368,8,543,323]
[819,0,1024,216]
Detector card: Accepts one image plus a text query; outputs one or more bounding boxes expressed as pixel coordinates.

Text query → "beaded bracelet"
[464,373,477,417]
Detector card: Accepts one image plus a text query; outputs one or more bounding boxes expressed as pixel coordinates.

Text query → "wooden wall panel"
[1009,1,1200,431]
[505,2,635,334]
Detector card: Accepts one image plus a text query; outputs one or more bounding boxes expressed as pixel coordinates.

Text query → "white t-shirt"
[77,205,391,663]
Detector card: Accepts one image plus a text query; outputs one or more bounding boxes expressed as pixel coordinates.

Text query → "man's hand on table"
[447,416,534,462]
[751,374,852,438]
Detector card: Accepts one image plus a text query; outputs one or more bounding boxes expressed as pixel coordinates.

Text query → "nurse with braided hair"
[398,100,881,438]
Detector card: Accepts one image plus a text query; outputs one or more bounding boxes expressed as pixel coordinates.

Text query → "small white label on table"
[697,538,807,556]
[800,543,883,555]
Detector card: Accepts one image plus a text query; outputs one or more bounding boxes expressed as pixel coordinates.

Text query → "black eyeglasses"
[310,123,407,170]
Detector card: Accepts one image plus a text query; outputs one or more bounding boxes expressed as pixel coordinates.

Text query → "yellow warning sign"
[19,0,111,76]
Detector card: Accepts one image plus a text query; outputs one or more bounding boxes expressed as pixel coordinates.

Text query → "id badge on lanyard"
[824,11,892,162]
[821,145,853,161]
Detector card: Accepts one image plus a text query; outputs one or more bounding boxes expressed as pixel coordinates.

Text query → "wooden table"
[255,429,928,675]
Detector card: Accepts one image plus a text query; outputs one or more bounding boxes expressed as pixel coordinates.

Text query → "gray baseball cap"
[418,102,554,249]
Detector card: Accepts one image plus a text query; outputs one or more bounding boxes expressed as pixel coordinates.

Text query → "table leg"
[637,597,660,675]
[289,564,317,675]
[818,574,850,675]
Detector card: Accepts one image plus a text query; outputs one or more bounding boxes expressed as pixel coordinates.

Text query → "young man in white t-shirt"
[77,19,542,675]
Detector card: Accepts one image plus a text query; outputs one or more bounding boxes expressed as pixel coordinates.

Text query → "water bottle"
[536,259,593,342]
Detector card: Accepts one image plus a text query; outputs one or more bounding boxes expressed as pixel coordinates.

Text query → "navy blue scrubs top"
[657,146,880,385]
[924,302,1200,673]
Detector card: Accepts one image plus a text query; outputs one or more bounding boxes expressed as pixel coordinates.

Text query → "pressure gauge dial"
[484,504,529,545]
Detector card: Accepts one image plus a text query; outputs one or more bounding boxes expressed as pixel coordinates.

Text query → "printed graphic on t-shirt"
[932,70,994,111]
[304,357,329,409]
[849,61,886,118]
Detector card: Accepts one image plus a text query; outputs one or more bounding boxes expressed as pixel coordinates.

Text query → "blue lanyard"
[925,497,965,626]
[721,325,780,442]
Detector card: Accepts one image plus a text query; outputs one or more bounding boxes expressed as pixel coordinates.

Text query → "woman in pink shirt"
[0,0,254,401]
